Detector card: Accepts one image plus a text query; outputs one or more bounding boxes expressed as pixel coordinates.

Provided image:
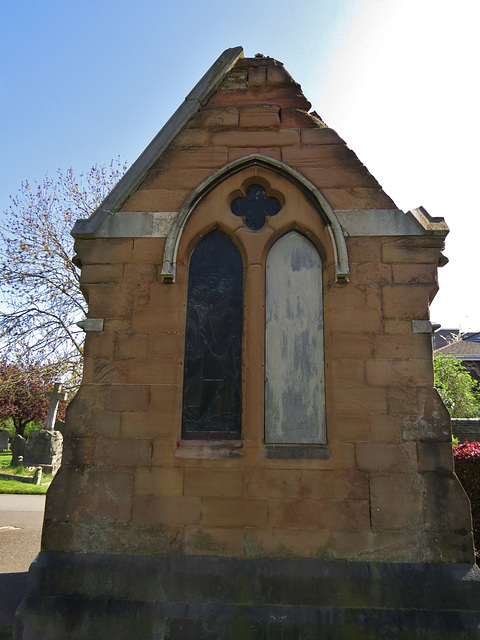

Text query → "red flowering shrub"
[0,359,67,437]
[454,441,480,460]
[454,441,480,562]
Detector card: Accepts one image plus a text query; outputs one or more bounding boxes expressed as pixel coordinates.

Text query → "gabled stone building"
[15,47,480,639]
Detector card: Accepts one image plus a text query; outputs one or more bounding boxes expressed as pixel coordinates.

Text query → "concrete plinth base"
[14,552,480,639]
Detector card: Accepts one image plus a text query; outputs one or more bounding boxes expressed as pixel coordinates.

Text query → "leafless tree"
[0,158,127,389]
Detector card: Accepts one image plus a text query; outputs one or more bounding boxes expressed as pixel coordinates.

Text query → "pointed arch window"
[182,230,243,439]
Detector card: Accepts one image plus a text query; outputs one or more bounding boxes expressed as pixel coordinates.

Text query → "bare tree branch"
[0,158,127,388]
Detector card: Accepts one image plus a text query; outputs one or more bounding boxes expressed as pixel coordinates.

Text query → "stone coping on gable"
[71,47,244,240]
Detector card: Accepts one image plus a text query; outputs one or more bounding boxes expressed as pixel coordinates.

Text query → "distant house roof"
[432,330,480,350]
[436,340,480,360]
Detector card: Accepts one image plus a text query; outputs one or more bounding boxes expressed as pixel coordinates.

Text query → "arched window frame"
[173,162,346,459]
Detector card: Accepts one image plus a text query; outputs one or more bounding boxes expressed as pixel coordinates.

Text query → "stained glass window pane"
[231,184,281,230]
[182,230,243,438]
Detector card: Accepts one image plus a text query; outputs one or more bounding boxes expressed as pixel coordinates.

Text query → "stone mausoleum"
[15,48,480,639]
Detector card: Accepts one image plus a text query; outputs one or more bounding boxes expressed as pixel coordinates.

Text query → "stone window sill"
[175,440,244,459]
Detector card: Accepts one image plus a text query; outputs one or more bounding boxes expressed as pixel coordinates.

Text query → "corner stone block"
[84,283,133,318]
[423,474,473,534]
[248,65,266,87]
[382,285,433,320]
[392,263,438,284]
[393,388,452,442]
[417,442,454,473]
[370,473,424,531]
[50,467,135,525]
[280,108,321,129]
[62,437,96,466]
[424,530,475,563]
[63,385,122,437]
[322,186,397,210]
[300,128,345,145]
[80,264,124,284]
[76,238,133,265]
[365,359,434,388]
[43,466,86,522]
[373,334,432,360]
[299,166,379,190]
[84,332,115,358]
[382,240,443,265]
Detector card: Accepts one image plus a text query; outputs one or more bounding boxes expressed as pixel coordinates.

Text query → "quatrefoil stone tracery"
[230,184,282,230]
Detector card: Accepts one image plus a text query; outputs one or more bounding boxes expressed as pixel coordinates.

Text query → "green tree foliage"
[0,159,127,387]
[0,358,67,437]
[434,353,480,418]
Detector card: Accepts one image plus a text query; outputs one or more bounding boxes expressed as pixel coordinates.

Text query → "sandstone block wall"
[42,54,474,564]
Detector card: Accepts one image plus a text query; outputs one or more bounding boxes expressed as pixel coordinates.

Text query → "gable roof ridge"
[72,46,244,239]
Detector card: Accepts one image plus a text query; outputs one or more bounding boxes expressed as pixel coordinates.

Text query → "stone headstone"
[0,429,9,452]
[10,434,26,466]
[24,429,63,474]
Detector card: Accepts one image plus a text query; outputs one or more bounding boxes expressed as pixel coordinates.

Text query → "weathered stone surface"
[14,553,480,639]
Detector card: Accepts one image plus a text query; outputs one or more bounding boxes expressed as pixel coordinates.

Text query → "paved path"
[0,494,45,627]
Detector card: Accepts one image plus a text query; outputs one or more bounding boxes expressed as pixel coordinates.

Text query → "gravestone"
[23,383,65,473]
[0,429,9,452]
[10,434,26,467]
[23,429,63,474]
[15,48,480,639]
[44,383,67,431]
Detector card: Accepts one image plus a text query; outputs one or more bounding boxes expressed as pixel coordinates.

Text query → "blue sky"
[1,0,479,329]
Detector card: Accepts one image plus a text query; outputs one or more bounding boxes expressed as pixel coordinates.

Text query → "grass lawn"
[0,450,51,495]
